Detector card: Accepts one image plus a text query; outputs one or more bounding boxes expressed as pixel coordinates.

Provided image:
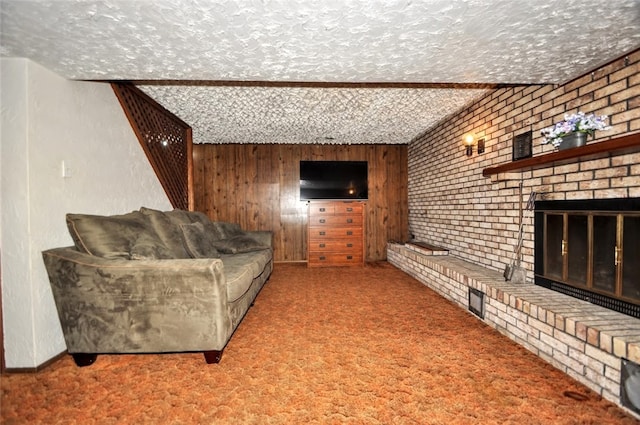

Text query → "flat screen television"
[300,160,368,200]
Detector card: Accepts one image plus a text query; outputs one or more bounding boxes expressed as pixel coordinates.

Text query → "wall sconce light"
[463,134,474,156]
[462,134,486,156]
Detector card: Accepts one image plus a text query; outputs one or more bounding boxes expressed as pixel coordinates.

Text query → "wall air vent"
[468,288,485,319]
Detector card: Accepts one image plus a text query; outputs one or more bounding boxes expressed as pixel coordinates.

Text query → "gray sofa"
[42,207,273,366]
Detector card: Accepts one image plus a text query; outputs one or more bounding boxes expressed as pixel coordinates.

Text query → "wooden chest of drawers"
[308,201,365,267]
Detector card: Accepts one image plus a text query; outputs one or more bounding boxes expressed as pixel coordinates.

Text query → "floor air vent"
[468,288,485,319]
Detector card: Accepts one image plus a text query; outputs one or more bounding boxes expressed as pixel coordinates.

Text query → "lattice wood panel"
[112,82,193,211]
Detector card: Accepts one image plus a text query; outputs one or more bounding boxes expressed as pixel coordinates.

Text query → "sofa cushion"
[179,222,221,258]
[139,207,191,259]
[221,250,272,279]
[66,211,173,259]
[224,263,255,302]
[211,234,270,254]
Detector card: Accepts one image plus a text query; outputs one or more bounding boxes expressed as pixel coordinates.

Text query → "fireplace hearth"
[535,198,640,318]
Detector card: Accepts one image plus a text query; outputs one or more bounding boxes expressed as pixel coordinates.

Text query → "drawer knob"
[319,243,325,248]
[346,208,353,212]
[347,218,353,223]
[319,219,326,223]
[346,231,353,235]
[347,243,353,247]
[319,256,326,261]
[347,255,353,260]
[319,231,326,235]
[319,208,326,212]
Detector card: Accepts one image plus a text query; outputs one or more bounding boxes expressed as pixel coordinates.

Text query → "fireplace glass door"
[567,214,588,285]
[592,215,617,294]
[622,216,640,301]
[545,214,564,281]
[542,211,640,307]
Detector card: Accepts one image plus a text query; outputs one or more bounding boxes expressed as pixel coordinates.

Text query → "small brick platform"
[387,242,640,412]
[405,241,449,255]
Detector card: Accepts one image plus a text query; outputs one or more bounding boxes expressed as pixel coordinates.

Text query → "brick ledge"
[387,242,640,364]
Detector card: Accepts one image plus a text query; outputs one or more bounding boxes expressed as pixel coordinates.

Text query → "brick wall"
[408,49,640,278]
[401,48,640,417]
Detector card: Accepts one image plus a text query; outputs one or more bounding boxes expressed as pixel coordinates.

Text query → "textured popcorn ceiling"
[2,0,639,144]
[138,84,487,144]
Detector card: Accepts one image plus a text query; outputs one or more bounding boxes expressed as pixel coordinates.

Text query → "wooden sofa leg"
[72,353,97,367]
[203,350,223,364]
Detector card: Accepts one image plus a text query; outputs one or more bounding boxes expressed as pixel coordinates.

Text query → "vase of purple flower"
[541,112,610,150]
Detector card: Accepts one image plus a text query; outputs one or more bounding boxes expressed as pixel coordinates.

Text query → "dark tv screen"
[300,161,368,200]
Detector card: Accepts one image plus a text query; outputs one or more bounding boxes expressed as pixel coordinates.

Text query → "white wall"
[0,58,173,368]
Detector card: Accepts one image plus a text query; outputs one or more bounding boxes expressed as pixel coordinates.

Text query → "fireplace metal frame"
[535,198,640,318]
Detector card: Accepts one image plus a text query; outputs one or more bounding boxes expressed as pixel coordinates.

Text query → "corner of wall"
[1,58,173,368]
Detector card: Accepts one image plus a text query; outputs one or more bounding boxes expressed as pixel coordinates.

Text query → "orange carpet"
[1,262,638,424]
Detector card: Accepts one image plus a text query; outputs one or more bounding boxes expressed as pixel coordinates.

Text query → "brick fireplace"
[402,50,640,415]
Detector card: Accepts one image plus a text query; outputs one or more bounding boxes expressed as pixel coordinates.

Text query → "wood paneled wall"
[192,144,408,262]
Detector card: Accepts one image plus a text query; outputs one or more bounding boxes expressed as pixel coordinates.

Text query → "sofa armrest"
[246,230,273,248]
[42,247,232,354]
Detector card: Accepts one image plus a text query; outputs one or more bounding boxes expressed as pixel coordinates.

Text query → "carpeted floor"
[1,262,639,424]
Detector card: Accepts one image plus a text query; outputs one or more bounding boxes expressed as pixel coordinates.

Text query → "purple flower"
[540,112,611,148]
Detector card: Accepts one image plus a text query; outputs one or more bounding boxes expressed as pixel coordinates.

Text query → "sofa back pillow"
[164,209,197,227]
[66,211,173,260]
[212,221,244,239]
[211,234,270,254]
[179,222,221,258]
[139,207,191,259]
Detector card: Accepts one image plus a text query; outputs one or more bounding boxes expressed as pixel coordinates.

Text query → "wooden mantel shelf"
[482,132,640,177]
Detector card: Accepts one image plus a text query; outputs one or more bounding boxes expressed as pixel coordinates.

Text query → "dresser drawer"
[309,202,363,216]
[309,215,363,227]
[308,252,363,266]
[308,227,362,239]
[308,239,361,252]
[334,203,363,215]
[309,204,336,216]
